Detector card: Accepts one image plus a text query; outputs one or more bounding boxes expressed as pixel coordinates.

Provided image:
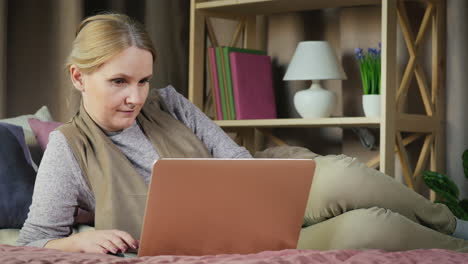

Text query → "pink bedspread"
[1,245,468,263]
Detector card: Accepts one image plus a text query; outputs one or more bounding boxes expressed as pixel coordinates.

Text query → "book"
[229,52,276,120]
[208,47,223,120]
[222,47,266,120]
[218,47,233,119]
[214,47,229,120]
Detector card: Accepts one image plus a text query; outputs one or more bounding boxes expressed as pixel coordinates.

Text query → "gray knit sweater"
[17,86,252,247]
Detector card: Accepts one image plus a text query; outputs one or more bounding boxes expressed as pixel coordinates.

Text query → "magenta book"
[208,47,223,120]
[229,52,276,120]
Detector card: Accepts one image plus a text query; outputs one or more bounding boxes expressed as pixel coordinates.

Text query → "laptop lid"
[138,158,315,256]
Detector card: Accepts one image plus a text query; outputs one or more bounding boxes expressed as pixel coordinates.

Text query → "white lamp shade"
[283,41,347,81]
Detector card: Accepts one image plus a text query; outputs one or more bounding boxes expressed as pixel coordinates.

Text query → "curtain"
[145,0,190,95]
[0,0,6,118]
[446,0,468,197]
[0,0,190,122]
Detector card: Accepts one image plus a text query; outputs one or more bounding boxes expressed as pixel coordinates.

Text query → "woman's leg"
[304,154,456,235]
[298,207,468,251]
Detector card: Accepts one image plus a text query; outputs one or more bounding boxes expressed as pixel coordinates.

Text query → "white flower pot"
[362,94,380,117]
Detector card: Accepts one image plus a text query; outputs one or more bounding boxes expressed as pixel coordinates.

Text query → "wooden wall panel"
[266,11,343,155]
[340,6,382,165]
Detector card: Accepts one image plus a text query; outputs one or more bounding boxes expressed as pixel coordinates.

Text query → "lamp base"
[293,80,336,118]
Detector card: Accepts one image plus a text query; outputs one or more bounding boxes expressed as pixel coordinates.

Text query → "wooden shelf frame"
[188,0,446,188]
[214,117,380,128]
[196,0,379,16]
[392,0,446,189]
[194,0,435,16]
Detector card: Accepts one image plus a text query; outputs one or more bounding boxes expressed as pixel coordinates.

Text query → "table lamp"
[283,41,347,118]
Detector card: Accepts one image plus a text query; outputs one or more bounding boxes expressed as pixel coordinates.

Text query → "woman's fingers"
[103,230,137,253]
[106,236,128,253]
[69,229,138,254]
[112,230,139,249]
[99,239,120,254]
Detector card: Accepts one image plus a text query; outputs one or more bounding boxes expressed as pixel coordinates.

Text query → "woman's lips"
[118,110,135,116]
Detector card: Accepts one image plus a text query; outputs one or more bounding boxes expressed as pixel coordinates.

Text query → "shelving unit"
[188,0,445,191]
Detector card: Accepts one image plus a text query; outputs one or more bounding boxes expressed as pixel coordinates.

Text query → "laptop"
[138,158,315,256]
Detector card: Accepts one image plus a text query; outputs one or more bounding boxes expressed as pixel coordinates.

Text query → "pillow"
[28,118,63,151]
[0,229,21,246]
[0,106,54,166]
[0,123,36,228]
[0,123,36,169]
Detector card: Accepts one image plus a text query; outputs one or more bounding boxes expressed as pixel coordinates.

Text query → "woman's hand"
[45,229,139,254]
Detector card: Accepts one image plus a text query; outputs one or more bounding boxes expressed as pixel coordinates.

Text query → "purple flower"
[355,48,363,59]
[368,48,382,58]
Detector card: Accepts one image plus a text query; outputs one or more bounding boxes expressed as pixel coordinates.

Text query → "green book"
[215,47,229,120]
[222,47,266,120]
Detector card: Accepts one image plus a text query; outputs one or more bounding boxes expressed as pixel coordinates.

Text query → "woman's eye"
[112,79,126,85]
[139,79,150,85]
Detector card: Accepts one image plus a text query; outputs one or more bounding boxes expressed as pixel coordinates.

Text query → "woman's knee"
[332,207,410,250]
[308,155,366,205]
[312,155,364,188]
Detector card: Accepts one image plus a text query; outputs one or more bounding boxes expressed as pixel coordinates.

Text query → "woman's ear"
[70,65,85,92]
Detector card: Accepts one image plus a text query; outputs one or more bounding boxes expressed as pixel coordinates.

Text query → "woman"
[18,13,468,254]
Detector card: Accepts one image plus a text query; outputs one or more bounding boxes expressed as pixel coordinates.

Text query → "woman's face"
[71,46,153,132]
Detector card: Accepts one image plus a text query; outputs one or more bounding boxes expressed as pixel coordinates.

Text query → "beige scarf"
[59,89,212,239]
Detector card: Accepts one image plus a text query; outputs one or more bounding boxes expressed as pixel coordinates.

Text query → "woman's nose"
[126,87,146,105]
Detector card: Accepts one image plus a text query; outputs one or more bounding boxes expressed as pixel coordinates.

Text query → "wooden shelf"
[214,117,380,128]
[189,0,446,185]
[196,0,379,15]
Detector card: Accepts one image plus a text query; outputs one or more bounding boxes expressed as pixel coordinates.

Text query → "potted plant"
[423,149,468,220]
[355,44,381,117]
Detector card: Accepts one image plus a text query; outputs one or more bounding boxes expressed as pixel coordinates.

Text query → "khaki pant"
[297,154,468,252]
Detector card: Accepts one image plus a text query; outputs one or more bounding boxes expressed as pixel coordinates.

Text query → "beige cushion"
[0,229,20,246]
[0,106,54,167]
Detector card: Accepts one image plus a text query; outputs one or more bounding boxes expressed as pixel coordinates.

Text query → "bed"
[2,224,468,263]
[2,107,468,263]
[1,244,468,263]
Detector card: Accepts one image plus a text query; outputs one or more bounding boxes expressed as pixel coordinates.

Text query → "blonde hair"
[66,13,156,73]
